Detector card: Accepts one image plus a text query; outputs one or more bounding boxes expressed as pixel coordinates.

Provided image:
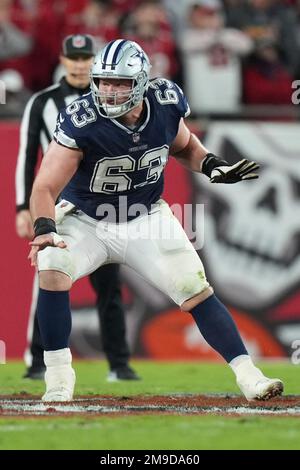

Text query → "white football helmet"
[90,39,151,118]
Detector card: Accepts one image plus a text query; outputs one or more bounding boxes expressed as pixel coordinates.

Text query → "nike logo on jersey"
[59,114,65,123]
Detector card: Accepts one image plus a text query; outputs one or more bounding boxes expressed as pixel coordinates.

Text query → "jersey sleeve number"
[90,146,169,193]
[66,99,97,128]
[149,78,179,105]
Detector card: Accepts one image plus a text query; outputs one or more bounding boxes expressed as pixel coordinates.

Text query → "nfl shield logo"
[73,35,86,48]
[132,132,140,143]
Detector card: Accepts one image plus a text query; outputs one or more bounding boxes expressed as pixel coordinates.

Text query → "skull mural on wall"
[193,121,300,311]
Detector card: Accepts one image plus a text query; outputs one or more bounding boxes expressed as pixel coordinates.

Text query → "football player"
[28,39,283,401]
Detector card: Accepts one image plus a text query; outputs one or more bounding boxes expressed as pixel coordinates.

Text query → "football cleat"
[42,365,75,402]
[23,366,46,380]
[237,376,284,401]
[107,365,141,382]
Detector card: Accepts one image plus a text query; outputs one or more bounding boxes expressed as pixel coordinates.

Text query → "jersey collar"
[110,98,151,134]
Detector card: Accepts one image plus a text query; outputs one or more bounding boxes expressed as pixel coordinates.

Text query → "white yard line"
[1,400,300,416]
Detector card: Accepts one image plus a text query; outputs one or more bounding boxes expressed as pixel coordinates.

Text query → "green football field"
[0,360,299,450]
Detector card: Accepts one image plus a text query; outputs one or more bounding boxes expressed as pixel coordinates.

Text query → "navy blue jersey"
[54,78,190,221]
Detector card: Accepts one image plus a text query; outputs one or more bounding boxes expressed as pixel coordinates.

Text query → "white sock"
[44,348,72,367]
[229,355,264,381]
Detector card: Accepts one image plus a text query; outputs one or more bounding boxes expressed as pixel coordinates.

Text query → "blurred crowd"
[1,0,300,116]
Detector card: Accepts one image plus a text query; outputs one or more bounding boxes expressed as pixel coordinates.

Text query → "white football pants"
[38,199,210,306]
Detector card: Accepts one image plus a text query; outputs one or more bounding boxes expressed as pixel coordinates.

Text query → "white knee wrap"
[38,246,76,280]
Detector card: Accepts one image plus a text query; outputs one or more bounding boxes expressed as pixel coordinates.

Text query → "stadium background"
[1,0,300,362]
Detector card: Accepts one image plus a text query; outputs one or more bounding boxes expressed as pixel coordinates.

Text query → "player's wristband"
[34,217,57,237]
[202,153,230,178]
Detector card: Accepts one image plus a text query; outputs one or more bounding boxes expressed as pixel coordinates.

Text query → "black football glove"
[210,159,260,184]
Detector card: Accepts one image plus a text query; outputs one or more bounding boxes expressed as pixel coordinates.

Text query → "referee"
[15,34,140,382]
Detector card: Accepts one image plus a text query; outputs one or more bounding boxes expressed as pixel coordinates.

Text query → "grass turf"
[0,360,299,450]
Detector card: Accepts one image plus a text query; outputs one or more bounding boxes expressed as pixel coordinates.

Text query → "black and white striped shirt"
[15,77,90,212]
